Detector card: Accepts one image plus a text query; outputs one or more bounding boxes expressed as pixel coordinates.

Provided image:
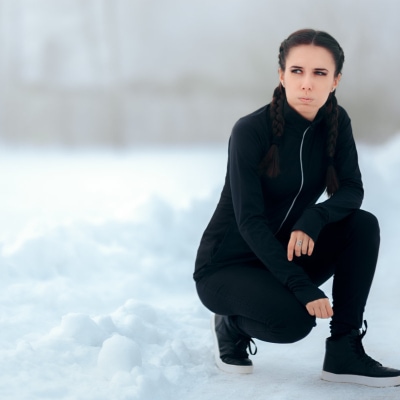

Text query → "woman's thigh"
[196,262,313,328]
[296,209,379,287]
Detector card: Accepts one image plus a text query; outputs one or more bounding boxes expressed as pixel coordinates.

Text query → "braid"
[325,91,340,196]
[259,29,345,191]
[259,84,285,177]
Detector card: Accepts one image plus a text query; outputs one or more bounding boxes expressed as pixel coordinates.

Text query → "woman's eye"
[291,69,302,74]
[315,71,327,76]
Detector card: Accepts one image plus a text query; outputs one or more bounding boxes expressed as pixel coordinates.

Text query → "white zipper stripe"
[275,126,310,235]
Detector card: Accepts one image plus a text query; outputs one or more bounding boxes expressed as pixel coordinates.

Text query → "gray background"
[0,0,398,147]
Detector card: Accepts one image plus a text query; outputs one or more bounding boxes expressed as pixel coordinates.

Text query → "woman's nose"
[301,76,312,91]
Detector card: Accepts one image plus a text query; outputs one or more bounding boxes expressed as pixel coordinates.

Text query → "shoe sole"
[211,315,253,374]
[321,370,400,388]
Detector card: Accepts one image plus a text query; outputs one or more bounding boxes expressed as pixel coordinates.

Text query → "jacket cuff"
[294,286,328,306]
[292,208,326,242]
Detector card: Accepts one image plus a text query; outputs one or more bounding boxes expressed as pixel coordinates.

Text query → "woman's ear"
[332,73,342,91]
[278,68,284,86]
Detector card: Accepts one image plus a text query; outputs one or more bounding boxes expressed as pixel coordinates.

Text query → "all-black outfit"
[194,100,380,343]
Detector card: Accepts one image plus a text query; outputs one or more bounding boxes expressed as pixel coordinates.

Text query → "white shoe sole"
[211,315,253,374]
[321,370,400,387]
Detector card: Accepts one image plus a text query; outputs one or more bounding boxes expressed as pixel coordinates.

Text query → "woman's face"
[279,45,341,121]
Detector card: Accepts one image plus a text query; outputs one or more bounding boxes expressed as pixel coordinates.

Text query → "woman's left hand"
[306,298,333,319]
[287,230,314,261]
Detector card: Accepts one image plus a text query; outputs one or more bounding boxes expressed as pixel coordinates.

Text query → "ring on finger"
[296,240,303,247]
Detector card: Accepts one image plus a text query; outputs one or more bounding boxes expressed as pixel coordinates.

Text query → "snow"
[0,139,399,400]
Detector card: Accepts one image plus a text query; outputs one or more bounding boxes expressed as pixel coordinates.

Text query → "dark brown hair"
[262,29,345,197]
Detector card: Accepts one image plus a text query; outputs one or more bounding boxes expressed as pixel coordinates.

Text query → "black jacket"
[194,100,363,306]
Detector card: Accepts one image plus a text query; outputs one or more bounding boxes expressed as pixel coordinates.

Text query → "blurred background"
[0,0,399,148]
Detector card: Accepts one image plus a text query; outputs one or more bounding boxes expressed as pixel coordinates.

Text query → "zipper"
[274,126,311,235]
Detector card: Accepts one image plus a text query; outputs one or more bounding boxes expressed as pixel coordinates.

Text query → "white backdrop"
[0,0,399,146]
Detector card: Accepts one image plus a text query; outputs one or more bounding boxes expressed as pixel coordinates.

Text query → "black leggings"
[196,210,380,343]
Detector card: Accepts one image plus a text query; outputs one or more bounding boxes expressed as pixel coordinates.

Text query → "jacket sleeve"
[229,119,327,306]
[292,108,363,241]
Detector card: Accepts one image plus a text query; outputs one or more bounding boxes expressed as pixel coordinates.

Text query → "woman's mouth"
[299,97,313,104]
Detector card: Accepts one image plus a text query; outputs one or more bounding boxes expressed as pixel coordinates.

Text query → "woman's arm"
[229,118,327,306]
[292,108,363,241]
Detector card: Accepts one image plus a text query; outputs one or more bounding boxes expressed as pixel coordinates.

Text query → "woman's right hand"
[305,298,333,319]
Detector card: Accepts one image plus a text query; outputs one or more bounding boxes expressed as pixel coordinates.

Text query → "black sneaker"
[211,314,257,374]
[322,321,400,387]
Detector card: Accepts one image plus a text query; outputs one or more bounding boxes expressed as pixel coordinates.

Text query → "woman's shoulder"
[229,105,271,158]
[337,104,351,124]
[228,104,271,153]
[336,104,356,145]
[232,104,271,135]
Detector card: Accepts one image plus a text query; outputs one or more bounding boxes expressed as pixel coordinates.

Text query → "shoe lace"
[236,337,258,356]
[351,320,382,368]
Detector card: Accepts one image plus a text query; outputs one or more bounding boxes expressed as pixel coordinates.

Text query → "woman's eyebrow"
[289,65,330,72]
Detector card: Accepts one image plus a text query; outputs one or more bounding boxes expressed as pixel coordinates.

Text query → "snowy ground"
[0,138,399,400]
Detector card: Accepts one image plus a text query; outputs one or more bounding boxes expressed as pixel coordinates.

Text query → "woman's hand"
[287,230,314,261]
[306,298,333,319]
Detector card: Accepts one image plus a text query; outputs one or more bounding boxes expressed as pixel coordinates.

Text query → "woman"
[193,29,400,387]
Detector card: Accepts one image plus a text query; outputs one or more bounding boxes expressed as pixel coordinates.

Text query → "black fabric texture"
[196,210,379,342]
[194,100,364,306]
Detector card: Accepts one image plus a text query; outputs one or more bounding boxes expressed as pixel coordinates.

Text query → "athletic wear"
[322,322,400,387]
[211,314,256,374]
[196,209,379,342]
[193,100,394,381]
[194,100,363,306]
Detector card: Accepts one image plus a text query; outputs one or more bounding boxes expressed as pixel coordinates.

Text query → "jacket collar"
[283,98,326,131]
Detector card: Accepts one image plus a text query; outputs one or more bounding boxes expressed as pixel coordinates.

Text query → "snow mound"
[0,141,399,399]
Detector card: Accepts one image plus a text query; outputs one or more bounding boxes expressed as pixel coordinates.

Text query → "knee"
[284,314,316,343]
[265,313,316,344]
[349,210,380,244]
[352,209,379,230]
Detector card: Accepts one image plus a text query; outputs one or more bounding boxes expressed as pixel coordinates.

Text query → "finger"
[320,305,329,319]
[295,237,304,257]
[287,235,296,261]
[319,301,333,319]
[326,302,334,318]
[313,306,326,319]
[301,240,309,255]
[306,303,315,316]
[306,299,333,319]
[307,239,315,256]
[287,244,293,261]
